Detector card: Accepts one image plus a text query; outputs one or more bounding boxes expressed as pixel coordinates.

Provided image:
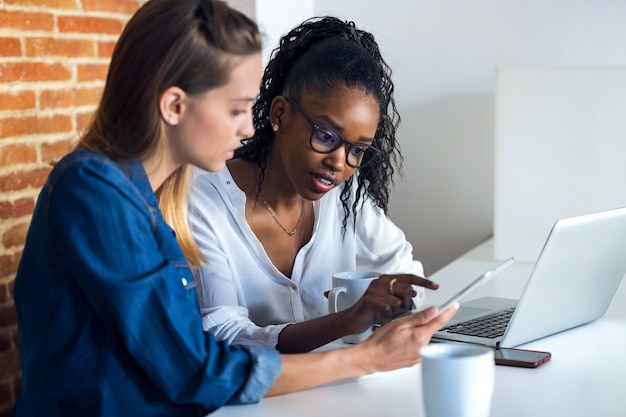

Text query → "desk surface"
[212,239,626,417]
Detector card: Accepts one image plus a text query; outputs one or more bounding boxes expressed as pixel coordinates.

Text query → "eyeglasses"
[284,97,381,168]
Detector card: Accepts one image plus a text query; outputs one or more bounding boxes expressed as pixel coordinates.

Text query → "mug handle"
[328,287,347,313]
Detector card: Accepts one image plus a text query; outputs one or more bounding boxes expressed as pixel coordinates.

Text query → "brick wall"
[0,0,145,414]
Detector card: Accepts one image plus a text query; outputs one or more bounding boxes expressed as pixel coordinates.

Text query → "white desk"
[212,239,626,417]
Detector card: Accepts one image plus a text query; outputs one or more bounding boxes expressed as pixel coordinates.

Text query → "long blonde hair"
[74,0,261,267]
[156,165,205,267]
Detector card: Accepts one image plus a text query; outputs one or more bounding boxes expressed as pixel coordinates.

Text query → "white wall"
[255,0,314,65]
[225,1,314,65]
[494,68,626,262]
[245,0,626,275]
[309,0,626,275]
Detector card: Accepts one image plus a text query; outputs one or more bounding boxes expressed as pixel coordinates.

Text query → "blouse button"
[181,277,188,286]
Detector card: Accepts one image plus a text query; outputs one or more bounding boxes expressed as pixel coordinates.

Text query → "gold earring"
[272,124,279,132]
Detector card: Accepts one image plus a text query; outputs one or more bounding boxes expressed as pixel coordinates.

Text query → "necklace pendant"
[260,192,305,237]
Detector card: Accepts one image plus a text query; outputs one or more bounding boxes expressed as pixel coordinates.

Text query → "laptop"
[432,206,626,348]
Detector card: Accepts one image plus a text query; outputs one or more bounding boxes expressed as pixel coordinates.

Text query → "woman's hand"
[340,274,439,334]
[352,303,459,373]
[267,303,458,397]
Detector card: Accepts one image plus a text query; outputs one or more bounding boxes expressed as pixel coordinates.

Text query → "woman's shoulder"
[48,150,152,204]
[54,150,140,177]
[48,151,120,186]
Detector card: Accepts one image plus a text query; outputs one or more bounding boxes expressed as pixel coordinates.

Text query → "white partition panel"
[494,68,626,262]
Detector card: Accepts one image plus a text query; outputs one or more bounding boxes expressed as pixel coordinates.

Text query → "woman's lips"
[310,173,337,193]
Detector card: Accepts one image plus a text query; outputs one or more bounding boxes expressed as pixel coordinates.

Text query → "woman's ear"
[159,86,187,126]
[269,95,287,129]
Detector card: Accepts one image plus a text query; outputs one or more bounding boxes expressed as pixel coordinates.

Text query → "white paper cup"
[420,343,495,417]
[327,271,380,343]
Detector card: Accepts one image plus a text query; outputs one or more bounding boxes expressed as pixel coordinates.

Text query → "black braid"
[236,16,402,233]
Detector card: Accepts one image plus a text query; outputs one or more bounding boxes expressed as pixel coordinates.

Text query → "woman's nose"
[322,145,349,172]
[239,115,255,140]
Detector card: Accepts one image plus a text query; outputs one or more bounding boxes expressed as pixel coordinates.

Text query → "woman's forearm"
[276,311,352,353]
[266,346,371,396]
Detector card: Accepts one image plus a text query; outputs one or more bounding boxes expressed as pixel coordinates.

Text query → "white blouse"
[188,167,425,348]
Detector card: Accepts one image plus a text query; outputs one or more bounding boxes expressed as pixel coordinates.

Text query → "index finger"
[386,274,440,290]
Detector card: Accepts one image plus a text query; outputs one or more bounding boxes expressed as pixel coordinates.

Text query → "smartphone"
[494,347,551,368]
[437,257,514,314]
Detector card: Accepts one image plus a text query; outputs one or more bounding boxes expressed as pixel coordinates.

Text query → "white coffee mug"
[327,271,381,344]
[420,343,495,417]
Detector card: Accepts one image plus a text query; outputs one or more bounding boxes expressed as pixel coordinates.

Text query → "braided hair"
[236,16,403,232]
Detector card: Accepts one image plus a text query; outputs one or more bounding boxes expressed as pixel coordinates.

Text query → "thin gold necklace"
[259,192,304,236]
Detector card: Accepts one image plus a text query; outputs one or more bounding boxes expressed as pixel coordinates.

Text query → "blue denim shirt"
[13,151,281,417]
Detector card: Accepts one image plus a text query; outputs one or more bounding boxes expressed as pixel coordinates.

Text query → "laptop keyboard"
[441,307,516,339]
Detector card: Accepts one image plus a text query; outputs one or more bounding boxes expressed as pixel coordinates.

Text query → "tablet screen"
[437,257,514,314]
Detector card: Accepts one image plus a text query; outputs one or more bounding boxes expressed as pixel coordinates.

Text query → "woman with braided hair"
[187,17,440,353]
[13,2,456,415]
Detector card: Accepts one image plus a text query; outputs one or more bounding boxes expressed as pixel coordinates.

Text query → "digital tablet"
[437,257,515,314]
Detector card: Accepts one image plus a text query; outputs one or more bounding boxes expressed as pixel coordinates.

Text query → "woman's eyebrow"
[318,115,375,144]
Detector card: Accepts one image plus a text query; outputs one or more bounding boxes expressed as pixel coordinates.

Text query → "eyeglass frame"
[282,96,382,168]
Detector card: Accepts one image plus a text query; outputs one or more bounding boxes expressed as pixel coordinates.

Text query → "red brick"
[0,327,12,351]
[0,198,35,220]
[77,111,95,131]
[25,37,96,58]
[77,63,109,82]
[0,62,71,82]
[82,0,142,14]
[0,114,72,138]
[98,40,117,58]
[0,91,36,112]
[0,10,54,32]
[0,252,22,278]
[76,87,103,106]
[0,305,17,327]
[0,38,21,57]
[58,16,123,35]
[0,369,21,415]
[39,89,74,109]
[0,257,11,279]
[0,406,16,417]
[11,327,18,350]
[0,167,51,193]
[0,349,20,377]
[5,0,78,9]
[0,380,12,406]
[0,284,7,305]
[40,87,103,109]
[0,404,16,417]
[0,143,38,166]
[3,223,30,249]
[41,139,73,162]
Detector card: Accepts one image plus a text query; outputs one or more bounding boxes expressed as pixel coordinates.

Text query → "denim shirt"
[13,151,280,417]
